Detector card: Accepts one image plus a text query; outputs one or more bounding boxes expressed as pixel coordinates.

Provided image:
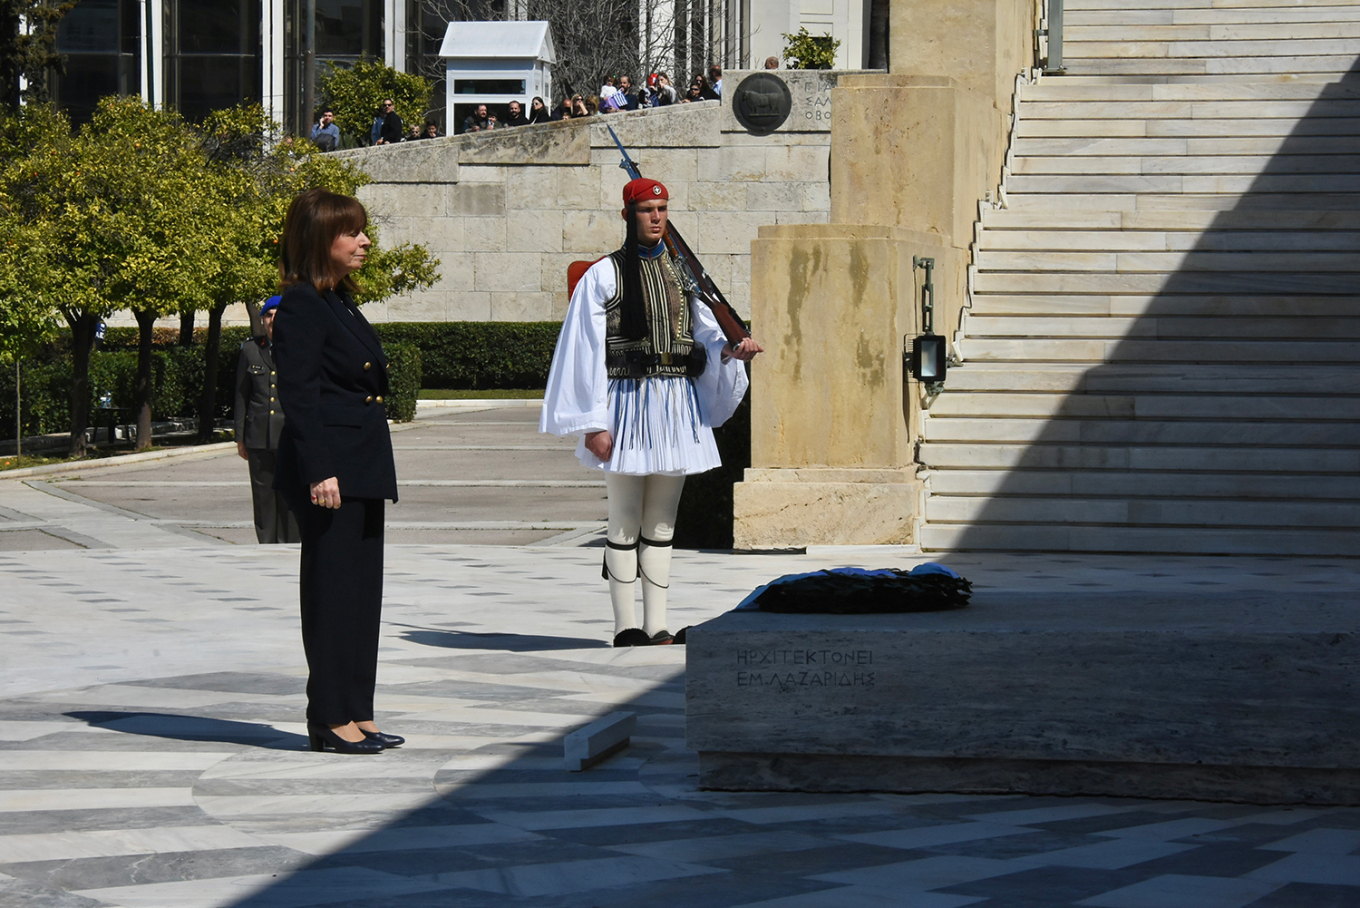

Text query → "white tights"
[603,473,686,637]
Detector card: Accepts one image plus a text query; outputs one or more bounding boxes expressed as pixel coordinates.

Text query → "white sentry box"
[439,20,555,130]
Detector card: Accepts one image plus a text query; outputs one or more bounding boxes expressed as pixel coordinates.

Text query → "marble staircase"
[919,0,1360,554]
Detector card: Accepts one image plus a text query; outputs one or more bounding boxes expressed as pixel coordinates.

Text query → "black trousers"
[296,497,385,726]
[247,449,301,544]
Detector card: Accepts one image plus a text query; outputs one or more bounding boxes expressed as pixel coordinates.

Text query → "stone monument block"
[830,75,1002,249]
[687,593,1360,804]
[734,468,918,548]
[888,0,1033,109]
[735,224,960,547]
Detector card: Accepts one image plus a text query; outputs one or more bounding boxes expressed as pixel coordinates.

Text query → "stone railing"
[327,73,878,324]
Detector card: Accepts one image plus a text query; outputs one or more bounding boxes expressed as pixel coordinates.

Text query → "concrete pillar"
[735,225,955,548]
[262,0,286,128]
[732,0,1033,548]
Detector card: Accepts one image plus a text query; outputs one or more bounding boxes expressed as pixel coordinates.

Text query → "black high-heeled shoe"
[308,724,383,754]
[361,729,405,748]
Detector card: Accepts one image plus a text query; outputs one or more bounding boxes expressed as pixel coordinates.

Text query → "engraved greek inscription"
[804,94,832,121]
[736,648,872,667]
[736,650,876,691]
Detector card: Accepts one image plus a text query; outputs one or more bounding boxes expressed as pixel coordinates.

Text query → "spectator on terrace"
[617,75,640,110]
[310,108,339,151]
[551,96,572,121]
[369,106,384,145]
[528,96,551,123]
[601,76,619,103]
[504,100,529,126]
[709,65,723,96]
[764,55,779,69]
[375,98,403,145]
[692,74,718,101]
[572,95,591,118]
[656,73,678,106]
[461,103,496,133]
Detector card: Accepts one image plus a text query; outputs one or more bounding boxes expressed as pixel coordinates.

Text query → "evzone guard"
[541,177,763,646]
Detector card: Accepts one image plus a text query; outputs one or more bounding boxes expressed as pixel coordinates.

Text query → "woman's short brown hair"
[278,188,367,292]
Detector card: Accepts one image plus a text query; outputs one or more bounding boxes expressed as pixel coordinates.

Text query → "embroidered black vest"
[604,247,707,379]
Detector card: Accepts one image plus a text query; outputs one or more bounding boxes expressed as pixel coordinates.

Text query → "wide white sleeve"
[690,296,749,428]
[540,261,613,436]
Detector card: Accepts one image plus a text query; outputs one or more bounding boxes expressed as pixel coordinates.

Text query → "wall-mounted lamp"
[905,256,946,393]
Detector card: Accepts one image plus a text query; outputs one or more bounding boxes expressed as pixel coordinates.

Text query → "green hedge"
[373,322,560,389]
[382,343,422,422]
[1,347,210,441]
[2,321,546,440]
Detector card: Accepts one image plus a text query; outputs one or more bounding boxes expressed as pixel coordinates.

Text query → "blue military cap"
[260,295,282,315]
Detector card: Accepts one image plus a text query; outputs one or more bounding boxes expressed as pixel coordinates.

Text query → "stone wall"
[335,70,880,325]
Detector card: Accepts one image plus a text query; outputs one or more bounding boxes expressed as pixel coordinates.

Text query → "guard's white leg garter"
[604,473,645,635]
[639,474,686,638]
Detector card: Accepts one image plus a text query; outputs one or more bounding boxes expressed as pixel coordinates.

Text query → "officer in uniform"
[235,296,300,544]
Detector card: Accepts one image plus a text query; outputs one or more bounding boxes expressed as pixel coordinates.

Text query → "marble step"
[961,337,1360,363]
[925,468,1360,499]
[1065,38,1360,58]
[1022,99,1360,119]
[918,441,1360,473]
[964,315,1360,339]
[1021,82,1360,102]
[1060,56,1360,77]
[939,363,1360,394]
[1007,174,1360,193]
[1003,192,1360,210]
[971,270,1359,295]
[922,417,1360,447]
[975,249,1360,272]
[917,522,1360,556]
[1016,118,1360,138]
[1066,7,1360,25]
[1012,155,1360,175]
[924,495,1360,531]
[1013,135,1360,156]
[977,229,1360,252]
[1035,72,1350,84]
[1066,22,1360,40]
[926,393,1360,421]
[1067,0,1360,9]
[969,293,1360,317]
[980,208,1360,230]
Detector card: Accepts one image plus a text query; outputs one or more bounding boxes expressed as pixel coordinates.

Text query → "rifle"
[605,125,751,344]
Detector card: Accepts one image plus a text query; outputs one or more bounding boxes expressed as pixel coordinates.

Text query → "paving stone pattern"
[0,405,1358,906]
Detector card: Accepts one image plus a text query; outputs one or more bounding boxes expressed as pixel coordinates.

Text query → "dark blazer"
[380,110,404,144]
[234,336,285,450]
[272,282,398,505]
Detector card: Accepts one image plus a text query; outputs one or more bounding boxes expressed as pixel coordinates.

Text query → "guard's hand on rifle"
[585,430,613,461]
[724,337,764,362]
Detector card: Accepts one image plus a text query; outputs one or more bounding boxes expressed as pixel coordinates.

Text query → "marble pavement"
[0,406,1358,907]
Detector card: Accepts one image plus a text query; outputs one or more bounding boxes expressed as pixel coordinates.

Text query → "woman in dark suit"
[273,187,402,755]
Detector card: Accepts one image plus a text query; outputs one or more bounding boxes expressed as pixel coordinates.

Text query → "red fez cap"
[623,178,668,205]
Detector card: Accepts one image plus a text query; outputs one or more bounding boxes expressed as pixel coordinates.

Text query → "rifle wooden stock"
[662,225,751,345]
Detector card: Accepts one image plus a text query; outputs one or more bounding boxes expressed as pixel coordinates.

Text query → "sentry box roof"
[438,21,556,64]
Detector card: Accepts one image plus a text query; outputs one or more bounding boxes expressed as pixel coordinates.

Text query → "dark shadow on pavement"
[64,711,309,750]
[399,629,609,651]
